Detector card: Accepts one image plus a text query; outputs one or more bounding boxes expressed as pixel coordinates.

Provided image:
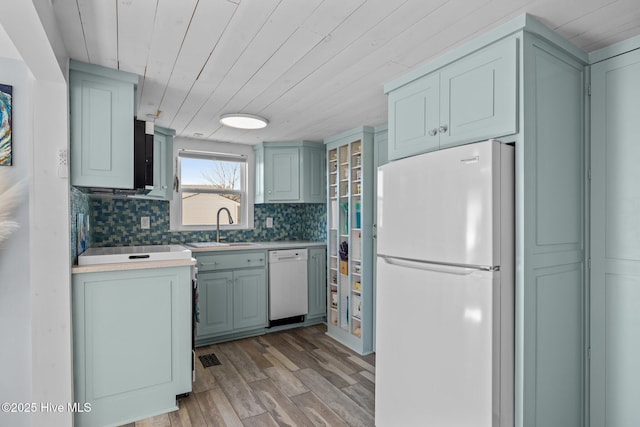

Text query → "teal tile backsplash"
[84,197,326,249]
[70,186,91,263]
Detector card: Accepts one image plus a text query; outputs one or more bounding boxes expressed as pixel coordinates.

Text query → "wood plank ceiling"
[52,0,640,144]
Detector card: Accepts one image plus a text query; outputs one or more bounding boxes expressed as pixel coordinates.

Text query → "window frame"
[170,138,255,232]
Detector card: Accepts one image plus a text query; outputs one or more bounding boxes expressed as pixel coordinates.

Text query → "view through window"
[178,152,247,227]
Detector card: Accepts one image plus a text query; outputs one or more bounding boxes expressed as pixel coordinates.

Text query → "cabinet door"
[590,48,640,427]
[197,271,233,337]
[439,38,517,148]
[72,267,191,426]
[388,72,439,160]
[265,148,300,201]
[307,247,327,318]
[254,146,265,203]
[301,146,326,203]
[233,269,267,330]
[70,70,134,188]
[142,127,174,200]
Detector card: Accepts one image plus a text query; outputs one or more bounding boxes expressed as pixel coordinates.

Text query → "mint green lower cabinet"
[72,266,192,427]
[233,269,267,330]
[590,46,640,427]
[194,251,268,346]
[198,271,233,336]
[307,247,327,322]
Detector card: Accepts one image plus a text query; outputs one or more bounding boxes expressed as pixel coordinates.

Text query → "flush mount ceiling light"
[219,113,268,130]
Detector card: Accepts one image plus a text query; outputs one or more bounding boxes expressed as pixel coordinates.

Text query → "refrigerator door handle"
[379,255,498,275]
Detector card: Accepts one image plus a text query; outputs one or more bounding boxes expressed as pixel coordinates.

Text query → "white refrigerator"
[375,140,514,426]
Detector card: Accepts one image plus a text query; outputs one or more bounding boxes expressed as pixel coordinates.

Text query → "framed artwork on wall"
[0,84,12,166]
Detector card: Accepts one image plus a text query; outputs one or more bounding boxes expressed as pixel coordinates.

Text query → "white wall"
[0,58,33,427]
[0,1,72,426]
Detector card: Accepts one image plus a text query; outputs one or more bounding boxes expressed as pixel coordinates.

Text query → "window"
[171,147,252,231]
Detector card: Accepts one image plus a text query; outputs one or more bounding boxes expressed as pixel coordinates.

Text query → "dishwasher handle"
[269,249,308,262]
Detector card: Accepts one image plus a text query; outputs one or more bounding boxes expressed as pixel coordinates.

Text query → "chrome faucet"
[216,207,234,243]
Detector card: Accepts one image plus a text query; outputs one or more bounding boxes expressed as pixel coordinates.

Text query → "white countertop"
[186,240,326,253]
[72,257,197,274]
[72,241,326,273]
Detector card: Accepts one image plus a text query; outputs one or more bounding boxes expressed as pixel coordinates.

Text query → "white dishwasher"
[268,249,308,326]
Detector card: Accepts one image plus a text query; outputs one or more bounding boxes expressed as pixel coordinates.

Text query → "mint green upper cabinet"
[140,125,175,200]
[301,145,326,203]
[386,38,517,160]
[388,73,440,159]
[70,60,138,188]
[267,147,300,201]
[254,141,325,203]
[440,38,517,147]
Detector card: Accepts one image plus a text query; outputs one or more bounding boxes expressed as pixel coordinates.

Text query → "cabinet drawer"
[196,251,266,271]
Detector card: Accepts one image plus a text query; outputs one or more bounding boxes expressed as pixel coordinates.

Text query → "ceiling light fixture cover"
[220,113,268,129]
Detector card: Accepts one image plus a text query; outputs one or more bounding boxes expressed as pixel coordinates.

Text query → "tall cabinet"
[590,43,640,427]
[383,15,588,427]
[325,127,374,355]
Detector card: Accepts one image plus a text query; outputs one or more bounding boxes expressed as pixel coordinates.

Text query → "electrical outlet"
[266,217,273,228]
[57,148,68,178]
[141,216,150,229]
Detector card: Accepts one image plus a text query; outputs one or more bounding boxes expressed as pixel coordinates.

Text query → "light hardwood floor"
[121,324,376,427]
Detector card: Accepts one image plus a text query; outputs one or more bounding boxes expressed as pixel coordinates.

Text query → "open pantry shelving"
[325,127,374,355]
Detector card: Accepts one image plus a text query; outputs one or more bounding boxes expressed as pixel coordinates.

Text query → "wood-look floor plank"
[315,335,357,359]
[249,378,315,427]
[127,325,376,427]
[342,382,375,415]
[352,371,375,394]
[357,370,375,384]
[236,337,273,371]
[313,348,360,375]
[193,356,218,393]
[290,392,350,427]
[240,412,279,427]
[280,331,307,351]
[262,359,309,397]
[263,344,300,372]
[286,329,322,352]
[134,413,171,427]
[217,340,269,383]
[168,396,207,427]
[210,351,267,419]
[348,355,376,373]
[294,368,375,427]
[195,388,244,427]
[264,344,353,390]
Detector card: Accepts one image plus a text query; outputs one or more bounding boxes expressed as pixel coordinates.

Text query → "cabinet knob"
[428,128,438,137]
[438,125,448,134]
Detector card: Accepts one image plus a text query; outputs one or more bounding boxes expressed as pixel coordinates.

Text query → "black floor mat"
[199,352,221,368]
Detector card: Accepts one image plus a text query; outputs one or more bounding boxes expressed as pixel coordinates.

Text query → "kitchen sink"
[78,244,192,265]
